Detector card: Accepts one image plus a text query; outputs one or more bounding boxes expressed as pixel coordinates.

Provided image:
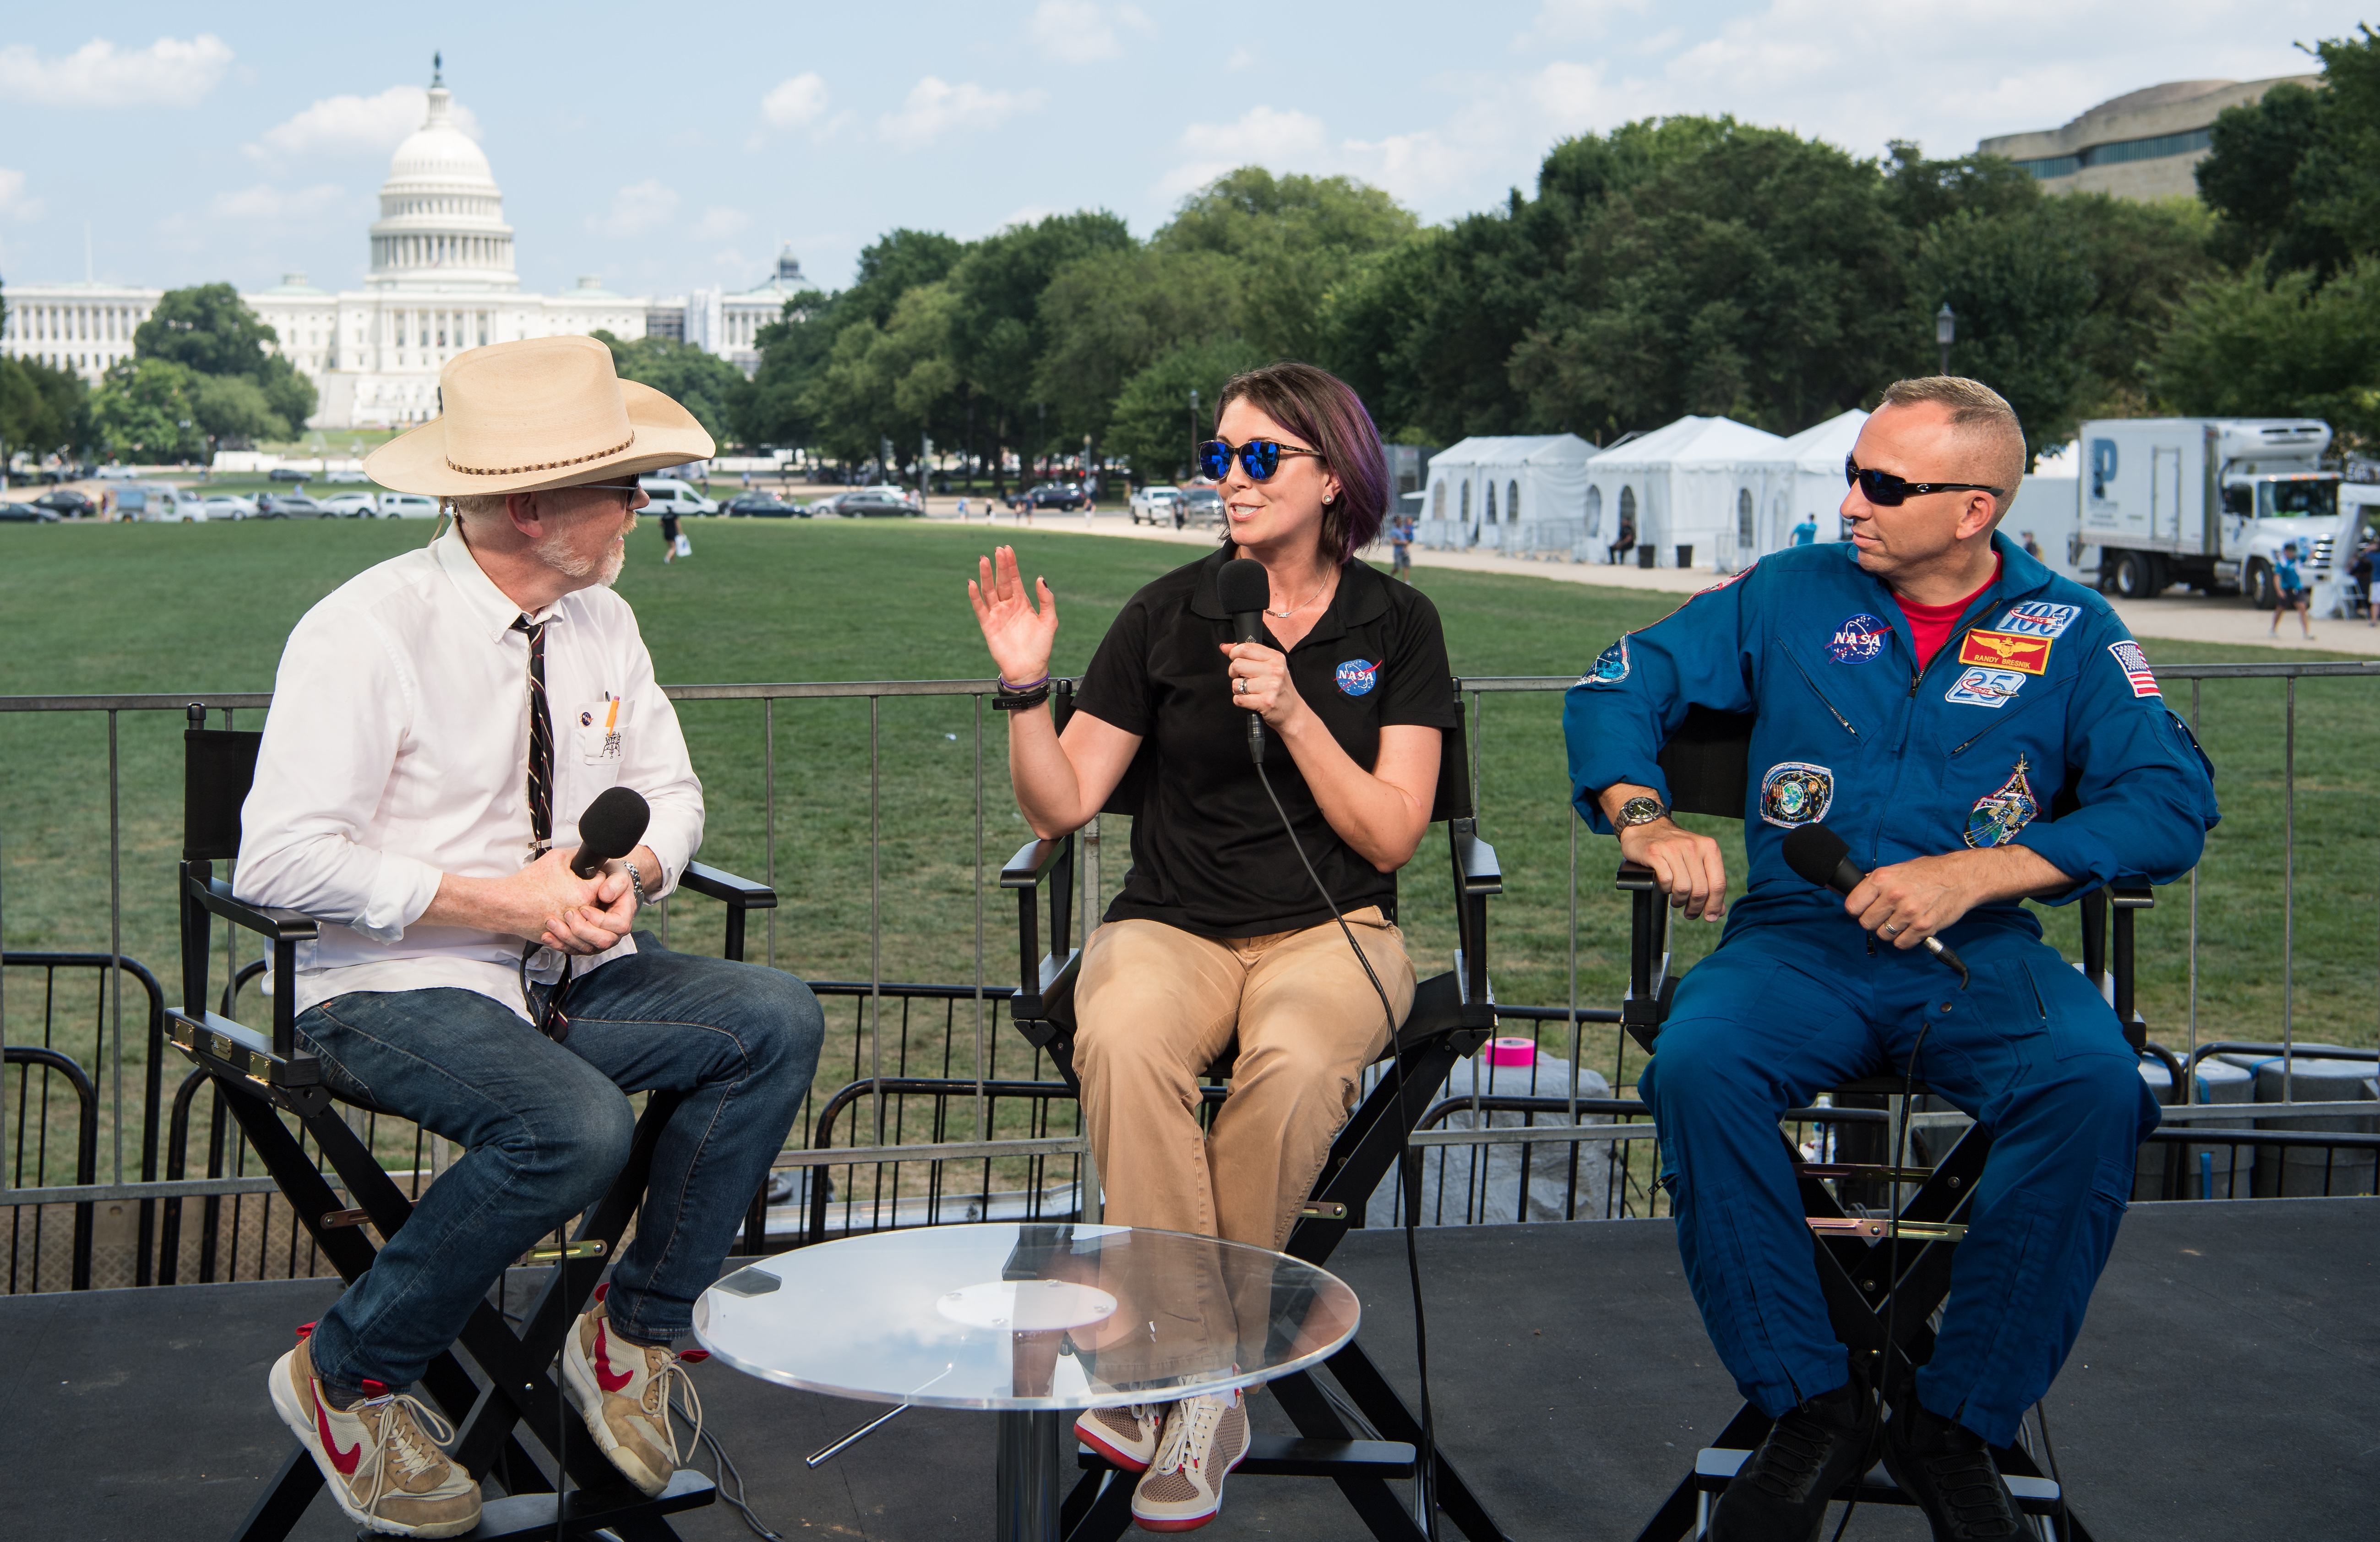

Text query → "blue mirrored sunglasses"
[1198,438,1325,482]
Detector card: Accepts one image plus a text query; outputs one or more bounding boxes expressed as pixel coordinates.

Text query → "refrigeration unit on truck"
[2074,418,2344,604]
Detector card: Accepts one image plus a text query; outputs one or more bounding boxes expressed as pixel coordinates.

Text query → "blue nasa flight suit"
[1564,534,2217,1446]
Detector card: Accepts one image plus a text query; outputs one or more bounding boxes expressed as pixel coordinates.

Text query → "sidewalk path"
[922,504,2380,657]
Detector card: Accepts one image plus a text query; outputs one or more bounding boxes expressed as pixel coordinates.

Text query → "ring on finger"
[1234,677,1247,694]
[1881,921,1901,937]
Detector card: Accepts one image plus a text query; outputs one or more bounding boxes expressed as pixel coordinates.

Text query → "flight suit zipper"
[1780,649,1859,740]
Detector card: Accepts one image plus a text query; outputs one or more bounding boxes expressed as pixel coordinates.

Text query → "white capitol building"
[1,64,803,430]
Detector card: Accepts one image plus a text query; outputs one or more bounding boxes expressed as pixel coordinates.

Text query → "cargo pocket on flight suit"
[2023,956,2134,1062]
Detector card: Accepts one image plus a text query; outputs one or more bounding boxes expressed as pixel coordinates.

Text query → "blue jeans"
[295,933,823,1393]
[1637,920,2156,1448]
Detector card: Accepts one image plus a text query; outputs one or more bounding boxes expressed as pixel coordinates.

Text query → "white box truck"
[2075,418,2348,604]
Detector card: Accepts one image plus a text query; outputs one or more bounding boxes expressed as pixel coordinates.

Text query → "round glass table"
[693,1222,1362,1542]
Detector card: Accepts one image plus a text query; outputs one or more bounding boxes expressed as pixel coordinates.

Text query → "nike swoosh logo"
[594,1318,634,1394]
[315,1396,363,1476]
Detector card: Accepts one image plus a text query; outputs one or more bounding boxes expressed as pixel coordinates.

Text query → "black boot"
[1709,1362,1877,1542]
[1880,1396,2026,1540]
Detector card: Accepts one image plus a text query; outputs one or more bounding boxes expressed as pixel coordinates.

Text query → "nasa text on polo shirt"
[1072,546,1459,938]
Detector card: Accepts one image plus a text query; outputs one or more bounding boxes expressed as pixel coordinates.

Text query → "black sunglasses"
[1845,455,2004,507]
[1199,438,1324,482]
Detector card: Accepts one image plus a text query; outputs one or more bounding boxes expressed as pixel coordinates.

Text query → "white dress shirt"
[237,521,704,1022]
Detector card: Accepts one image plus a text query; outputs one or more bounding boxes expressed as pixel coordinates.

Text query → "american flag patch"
[2108,640,2159,698]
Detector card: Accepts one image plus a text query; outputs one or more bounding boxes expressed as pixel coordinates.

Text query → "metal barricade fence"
[2,660,2375,1288]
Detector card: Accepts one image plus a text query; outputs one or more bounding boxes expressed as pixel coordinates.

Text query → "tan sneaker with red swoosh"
[269,1328,482,1537]
[560,1282,707,1497]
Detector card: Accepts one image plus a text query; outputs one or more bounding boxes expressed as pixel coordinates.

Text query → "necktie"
[513,616,568,1038]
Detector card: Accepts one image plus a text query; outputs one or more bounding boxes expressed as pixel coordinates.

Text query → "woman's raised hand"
[969,545,1059,685]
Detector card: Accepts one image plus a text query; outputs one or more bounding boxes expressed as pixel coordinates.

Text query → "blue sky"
[0,1,2365,300]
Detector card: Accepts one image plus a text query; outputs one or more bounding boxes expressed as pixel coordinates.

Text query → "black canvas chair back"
[1001,677,1513,1542]
[1620,707,2154,1542]
[167,703,778,1541]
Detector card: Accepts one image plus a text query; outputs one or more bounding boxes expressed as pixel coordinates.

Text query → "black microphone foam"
[571,786,650,878]
[1216,556,1270,644]
[1781,823,1862,897]
[1216,557,1272,763]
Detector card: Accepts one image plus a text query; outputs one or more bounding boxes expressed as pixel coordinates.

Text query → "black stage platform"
[8,1198,2374,1541]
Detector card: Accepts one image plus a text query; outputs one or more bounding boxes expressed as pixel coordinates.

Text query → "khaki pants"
[1074,908,1415,1252]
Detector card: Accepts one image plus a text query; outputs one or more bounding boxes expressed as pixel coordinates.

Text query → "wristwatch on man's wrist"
[623,860,650,909]
[1614,796,1669,829]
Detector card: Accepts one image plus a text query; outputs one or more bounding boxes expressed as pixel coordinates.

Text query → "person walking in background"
[1791,513,1818,546]
[2021,529,2042,561]
[659,504,683,566]
[2348,532,2377,627]
[2269,541,2313,638]
[1389,512,1413,580]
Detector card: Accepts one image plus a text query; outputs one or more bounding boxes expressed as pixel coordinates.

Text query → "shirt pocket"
[573,697,632,770]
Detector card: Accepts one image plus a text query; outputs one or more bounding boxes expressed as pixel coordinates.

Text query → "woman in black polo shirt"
[967,362,1454,1530]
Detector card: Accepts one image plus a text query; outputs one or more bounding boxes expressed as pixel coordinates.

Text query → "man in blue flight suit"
[1565,378,2217,1542]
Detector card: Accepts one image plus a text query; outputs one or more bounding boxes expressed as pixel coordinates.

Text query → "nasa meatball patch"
[1336,658,1381,697]
[1827,613,1890,664]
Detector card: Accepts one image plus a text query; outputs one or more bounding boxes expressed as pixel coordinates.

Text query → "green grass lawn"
[3,518,2375,1188]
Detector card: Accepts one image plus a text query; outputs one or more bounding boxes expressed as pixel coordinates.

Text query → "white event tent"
[1580,416,1786,569]
[1414,435,1598,555]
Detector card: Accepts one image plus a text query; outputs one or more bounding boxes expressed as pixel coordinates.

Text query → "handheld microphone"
[1216,557,1273,765]
[1781,822,1969,989]
[570,786,650,879]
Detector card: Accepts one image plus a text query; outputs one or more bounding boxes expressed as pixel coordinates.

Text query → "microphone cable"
[1250,757,1442,1541]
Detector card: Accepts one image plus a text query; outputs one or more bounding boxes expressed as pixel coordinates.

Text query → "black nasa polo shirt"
[1072,544,1458,938]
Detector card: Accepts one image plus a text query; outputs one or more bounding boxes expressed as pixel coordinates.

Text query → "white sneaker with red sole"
[1130,1388,1250,1532]
[1076,1401,1165,1471]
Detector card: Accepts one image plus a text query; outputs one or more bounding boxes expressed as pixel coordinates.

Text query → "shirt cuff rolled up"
[357,852,446,944]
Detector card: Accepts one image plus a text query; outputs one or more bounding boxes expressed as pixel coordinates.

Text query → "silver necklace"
[1266,571,1335,618]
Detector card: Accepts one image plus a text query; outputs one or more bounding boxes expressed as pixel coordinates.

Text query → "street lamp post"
[1935,303,1955,376]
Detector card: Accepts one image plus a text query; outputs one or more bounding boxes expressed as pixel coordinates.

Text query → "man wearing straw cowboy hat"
[237,335,824,1537]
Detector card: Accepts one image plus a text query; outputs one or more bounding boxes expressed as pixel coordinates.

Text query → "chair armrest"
[1616,861,1657,892]
[1002,836,1067,889]
[1451,823,1502,895]
[201,879,319,943]
[680,861,777,910]
[2111,883,2154,910]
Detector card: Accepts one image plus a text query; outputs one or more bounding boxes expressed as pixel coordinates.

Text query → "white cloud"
[207,183,347,224]
[0,169,44,222]
[761,72,830,128]
[595,179,681,240]
[879,77,1043,151]
[0,34,233,109]
[1156,106,1332,199]
[694,206,750,241]
[1030,2,1154,65]
[1520,0,1653,45]
[246,86,480,163]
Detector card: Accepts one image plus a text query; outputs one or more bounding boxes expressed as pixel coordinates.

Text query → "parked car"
[637,476,719,516]
[1010,481,1088,513]
[324,469,368,484]
[379,492,440,518]
[256,493,326,518]
[95,465,142,480]
[202,494,258,520]
[0,498,61,523]
[829,487,923,517]
[1179,486,1225,527]
[319,492,379,517]
[1129,485,1184,526]
[723,490,805,518]
[114,483,204,520]
[31,489,98,519]
[268,467,313,483]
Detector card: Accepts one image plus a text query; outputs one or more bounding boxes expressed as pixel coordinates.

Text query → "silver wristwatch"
[623,860,650,909]
[1614,796,1669,828]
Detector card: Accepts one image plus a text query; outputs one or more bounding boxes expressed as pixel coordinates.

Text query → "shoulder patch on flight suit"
[1964,755,2040,848]
[1759,762,1835,828]
[1580,636,1630,686]
[2108,640,2161,698]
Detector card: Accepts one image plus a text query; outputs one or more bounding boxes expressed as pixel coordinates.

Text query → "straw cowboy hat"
[364,334,715,496]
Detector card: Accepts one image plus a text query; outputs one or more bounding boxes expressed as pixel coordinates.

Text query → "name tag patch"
[1759,761,1835,828]
[1946,667,2028,709]
[2108,640,2160,698]
[1957,629,2052,675]
[1827,613,1890,664]
[1336,658,1381,697]
[1995,600,2081,639]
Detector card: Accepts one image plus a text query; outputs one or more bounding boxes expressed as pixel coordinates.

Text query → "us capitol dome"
[1,56,808,431]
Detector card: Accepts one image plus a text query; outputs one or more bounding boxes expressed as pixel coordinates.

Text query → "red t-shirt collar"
[1893,556,2002,672]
